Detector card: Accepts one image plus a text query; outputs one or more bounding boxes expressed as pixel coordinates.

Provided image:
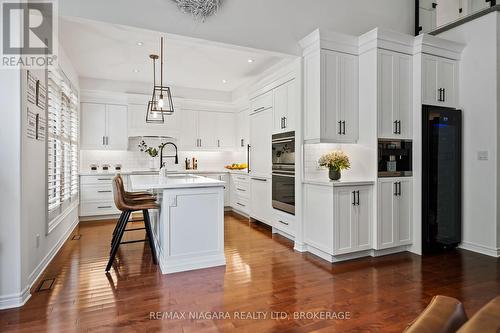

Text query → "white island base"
[130,175,226,274]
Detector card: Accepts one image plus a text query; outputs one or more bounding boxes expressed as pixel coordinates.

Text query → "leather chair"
[106,176,159,272]
[457,296,500,333]
[110,175,156,246]
[403,296,468,333]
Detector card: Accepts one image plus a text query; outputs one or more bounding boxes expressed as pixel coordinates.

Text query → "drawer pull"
[237,188,246,192]
[97,206,112,209]
[97,190,112,193]
[237,202,246,207]
[97,178,112,181]
[279,220,289,226]
[237,177,247,181]
[252,178,267,182]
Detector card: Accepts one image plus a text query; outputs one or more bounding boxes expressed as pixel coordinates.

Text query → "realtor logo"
[1,0,58,68]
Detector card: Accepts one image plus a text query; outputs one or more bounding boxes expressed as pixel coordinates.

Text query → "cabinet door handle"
[352,191,356,205]
[278,220,289,226]
[237,202,246,207]
[253,106,265,113]
[394,121,398,134]
[394,182,398,196]
[397,121,401,134]
[97,190,112,193]
[97,206,112,209]
[398,182,402,196]
[102,136,105,145]
[217,139,220,148]
[442,88,446,102]
[97,178,112,181]
[283,117,287,129]
[356,190,360,205]
[338,121,342,135]
[251,178,267,182]
[342,121,346,135]
[241,138,244,147]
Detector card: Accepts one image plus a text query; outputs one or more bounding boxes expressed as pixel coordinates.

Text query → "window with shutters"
[47,68,79,231]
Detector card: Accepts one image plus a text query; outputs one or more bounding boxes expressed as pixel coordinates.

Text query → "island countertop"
[129,174,225,191]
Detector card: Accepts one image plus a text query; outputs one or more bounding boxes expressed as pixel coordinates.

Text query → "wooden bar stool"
[110,175,156,246]
[106,176,159,272]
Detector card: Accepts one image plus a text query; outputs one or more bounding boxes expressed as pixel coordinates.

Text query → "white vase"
[148,157,157,170]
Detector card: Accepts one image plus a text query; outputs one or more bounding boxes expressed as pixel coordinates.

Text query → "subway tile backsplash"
[80,138,245,172]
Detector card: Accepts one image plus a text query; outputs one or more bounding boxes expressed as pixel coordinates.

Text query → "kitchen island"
[129,174,226,274]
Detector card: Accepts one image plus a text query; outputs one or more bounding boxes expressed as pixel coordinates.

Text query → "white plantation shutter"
[48,68,79,222]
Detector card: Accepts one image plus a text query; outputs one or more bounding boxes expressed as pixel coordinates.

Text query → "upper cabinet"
[378,50,413,139]
[422,54,459,108]
[300,30,359,144]
[250,90,273,114]
[273,79,296,133]
[179,110,235,150]
[81,102,128,150]
[127,103,180,138]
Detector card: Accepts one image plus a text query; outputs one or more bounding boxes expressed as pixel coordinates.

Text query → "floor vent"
[71,234,81,240]
[37,278,55,292]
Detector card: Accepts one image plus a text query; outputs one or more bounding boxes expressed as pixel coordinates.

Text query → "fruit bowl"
[225,163,247,170]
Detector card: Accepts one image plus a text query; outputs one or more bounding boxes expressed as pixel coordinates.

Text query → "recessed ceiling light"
[247,59,255,63]
[136,42,144,46]
[222,79,227,84]
[133,69,140,73]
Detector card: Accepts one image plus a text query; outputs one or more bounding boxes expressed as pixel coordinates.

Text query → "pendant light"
[146,37,174,123]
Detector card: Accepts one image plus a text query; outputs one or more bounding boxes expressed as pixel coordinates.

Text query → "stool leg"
[143,209,157,265]
[106,210,131,272]
[111,211,127,246]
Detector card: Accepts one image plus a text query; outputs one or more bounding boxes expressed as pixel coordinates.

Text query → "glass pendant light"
[146,37,174,123]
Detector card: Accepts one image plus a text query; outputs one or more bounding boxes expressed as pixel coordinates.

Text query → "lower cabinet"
[80,175,123,217]
[249,176,273,226]
[304,183,373,257]
[273,209,296,238]
[377,178,412,249]
[230,173,250,214]
[200,173,231,207]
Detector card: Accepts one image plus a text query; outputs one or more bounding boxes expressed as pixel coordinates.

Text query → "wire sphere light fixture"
[146,37,174,123]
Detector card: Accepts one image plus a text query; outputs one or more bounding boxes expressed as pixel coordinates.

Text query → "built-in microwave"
[378,139,412,177]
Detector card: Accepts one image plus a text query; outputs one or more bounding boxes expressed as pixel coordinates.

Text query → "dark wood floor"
[1,213,499,332]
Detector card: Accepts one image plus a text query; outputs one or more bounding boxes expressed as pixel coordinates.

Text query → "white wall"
[59,0,415,55]
[438,12,499,256]
[0,69,23,309]
[18,45,81,305]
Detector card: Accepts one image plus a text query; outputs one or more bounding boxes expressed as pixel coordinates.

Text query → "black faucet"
[159,142,179,168]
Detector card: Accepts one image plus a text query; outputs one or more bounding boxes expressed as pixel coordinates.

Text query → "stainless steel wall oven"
[272,131,295,215]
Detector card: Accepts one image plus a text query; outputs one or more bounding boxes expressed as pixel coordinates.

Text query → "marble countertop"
[129,174,225,191]
[303,179,375,187]
[80,169,249,176]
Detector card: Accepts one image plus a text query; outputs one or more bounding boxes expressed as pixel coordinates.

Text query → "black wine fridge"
[422,105,462,254]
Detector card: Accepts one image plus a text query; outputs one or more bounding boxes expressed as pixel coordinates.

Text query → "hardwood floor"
[1,213,499,332]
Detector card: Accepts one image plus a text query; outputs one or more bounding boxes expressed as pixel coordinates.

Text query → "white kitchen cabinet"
[304,183,373,257]
[422,54,459,108]
[127,103,180,137]
[80,175,125,217]
[334,186,372,255]
[377,178,412,250]
[81,103,128,150]
[378,50,413,139]
[250,90,273,114]
[274,209,296,237]
[201,173,230,206]
[198,111,218,149]
[215,113,236,149]
[180,110,235,150]
[249,108,272,177]
[273,79,296,133]
[230,173,250,215]
[236,109,249,149]
[303,49,359,143]
[249,176,273,227]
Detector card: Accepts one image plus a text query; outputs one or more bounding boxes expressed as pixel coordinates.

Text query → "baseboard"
[371,246,410,257]
[0,215,79,310]
[161,254,226,274]
[79,214,120,222]
[459,241,500,257]
[0,285,31,310]
[27,215,79,291]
